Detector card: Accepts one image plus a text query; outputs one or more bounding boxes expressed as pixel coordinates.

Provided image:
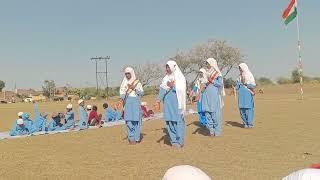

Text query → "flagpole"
[296,0,304,100]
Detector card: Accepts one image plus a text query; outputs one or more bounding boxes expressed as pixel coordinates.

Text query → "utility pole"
[90,56,111,99]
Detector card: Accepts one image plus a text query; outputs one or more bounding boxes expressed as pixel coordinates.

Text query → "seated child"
[88,105,102,126]
[141,102,154,118]
[30,112,48,133]
[47,113,66,131]
[64,104,75,129]
[9,119,30,136]
[22,113,33,130]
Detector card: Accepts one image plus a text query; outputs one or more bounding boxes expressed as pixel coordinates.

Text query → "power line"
[90,56,111,99]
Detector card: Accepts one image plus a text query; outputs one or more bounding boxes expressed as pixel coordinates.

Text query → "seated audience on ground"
[47,113,66,131]
[10,119,30,136]
[88,105,102,126]
[113,104,123,121]
[141,102,154,118]
[103,103,114,122]
[30,112,48,133]
[103,103,122,122]
[86,105,92,116]
[18,112,23,119]
[22,113,33,130]
[78,99,89,130]
[64,104,75,129]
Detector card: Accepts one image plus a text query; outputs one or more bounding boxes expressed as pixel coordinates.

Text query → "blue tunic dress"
[30,104,46,133]
[105,107,115,122]
[22,113,33,131]
[78,106,88,129]
[121,89,143,142]
[195,84,206,126]
[201,76,223,136]
[113,110,122,121]
[9,121,30,136]
[47,118,66,131]
[30,116,47,133]
[236,80,256,128]
[34,103,40,120]
[158,87,185,146]
[64,111,75,129]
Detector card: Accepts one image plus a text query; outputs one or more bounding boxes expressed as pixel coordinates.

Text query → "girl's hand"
[127,84,133,90]
[167,81,174,88]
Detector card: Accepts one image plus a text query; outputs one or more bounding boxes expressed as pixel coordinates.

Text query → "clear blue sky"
[0,0,319,89]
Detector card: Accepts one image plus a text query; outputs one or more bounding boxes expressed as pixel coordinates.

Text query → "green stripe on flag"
[284,7,297,25]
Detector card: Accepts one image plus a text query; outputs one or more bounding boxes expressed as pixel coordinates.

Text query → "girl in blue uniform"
[158,61,186,148]
[10,119,30,136]
[30,112,48,133]
[78,99,88,130]
[120,67,144,145]
[22,113,33,131]
[64,104,75,129]
[236,63,256,128]
[201,58,225,137]
[30,103,47,133]
[47,113,66,131]
[196,68,208,126]
[103,103,116,122]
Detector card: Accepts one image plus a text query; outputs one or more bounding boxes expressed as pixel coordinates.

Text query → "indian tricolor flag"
[282,0,298,25]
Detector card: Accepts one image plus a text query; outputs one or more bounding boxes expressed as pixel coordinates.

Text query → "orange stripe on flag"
[282,0,296,19]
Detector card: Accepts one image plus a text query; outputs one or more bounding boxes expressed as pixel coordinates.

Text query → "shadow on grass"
[191,121,210,136]
[156,128,171,146]
[225,121,243,128]
[122,133,147,142]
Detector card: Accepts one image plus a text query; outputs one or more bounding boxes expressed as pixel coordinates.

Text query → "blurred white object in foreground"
[282,168,320,180]
[162,165,211,180]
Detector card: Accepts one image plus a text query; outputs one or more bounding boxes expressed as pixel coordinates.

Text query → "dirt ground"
[0,84,320,180]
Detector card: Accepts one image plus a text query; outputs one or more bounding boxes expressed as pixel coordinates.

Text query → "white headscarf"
[120,67,143,97]
[206,58,222,76]
[205,58,225,108]
[239,63,256,86]
[160,60,186,113]
[199,68,208,84]
[162,165,211,180]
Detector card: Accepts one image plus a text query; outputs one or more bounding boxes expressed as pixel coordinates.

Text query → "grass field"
[0,84,320,180]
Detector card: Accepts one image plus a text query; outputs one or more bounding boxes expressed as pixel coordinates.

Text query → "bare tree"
[170,50,195,76]
[213,40,244,77]
[171,39,244,86]
[131,62,163,87]
[120,39,243,89]
[189,39,244,77]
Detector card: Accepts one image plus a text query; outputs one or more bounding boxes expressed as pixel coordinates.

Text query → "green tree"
[42,80,56,99]
[277,77,292,85]
[257,77,274,86]
[0,80,5,92]
[313,77,320,83]
[224,78,236,89]
[291,69,302,83]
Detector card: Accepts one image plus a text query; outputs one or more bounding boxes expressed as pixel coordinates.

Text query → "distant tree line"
[224,68,320,88]
[276,69,320,85]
